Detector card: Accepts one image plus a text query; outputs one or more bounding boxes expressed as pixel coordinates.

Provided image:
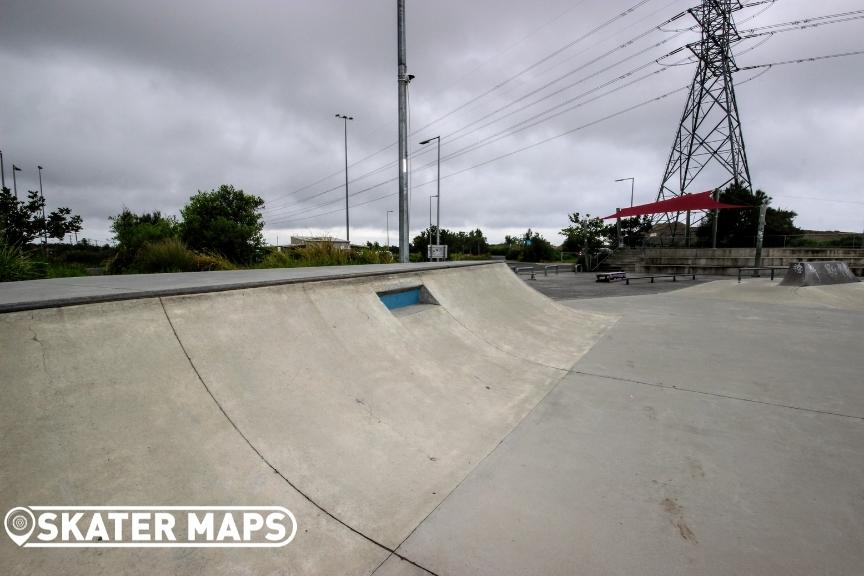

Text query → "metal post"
[616,210,623,248]
[38,165,46,249]
[0,150,5,190]
[420,135,441,259]
[386,210,393,249]
[712,188,719,248]
[754,202,767,274]
[435,137,441,247]
[335,114,353,244]
[685,210,691,247]
[397,0,411,263]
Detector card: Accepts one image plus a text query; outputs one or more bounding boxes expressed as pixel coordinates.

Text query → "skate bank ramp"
[0,263,614,575]
[779,260,860,287]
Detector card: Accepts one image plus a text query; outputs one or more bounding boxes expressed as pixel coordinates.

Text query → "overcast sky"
[1,0,862,246]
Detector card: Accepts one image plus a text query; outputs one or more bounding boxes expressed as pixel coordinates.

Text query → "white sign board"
[427,245,448,260]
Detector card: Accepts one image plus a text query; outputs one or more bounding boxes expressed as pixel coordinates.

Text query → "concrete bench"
[596,271,627,283]
[626,273,696,285]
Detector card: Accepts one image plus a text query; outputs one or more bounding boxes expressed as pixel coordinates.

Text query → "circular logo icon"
[4,507,36,547]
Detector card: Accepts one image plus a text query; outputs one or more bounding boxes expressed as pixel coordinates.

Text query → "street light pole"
[419,135,441,251]
[0,150,5,191]
[12,164,22,199]
[615,177,635,207]
[335,113,353,244]
[386,210,394,249]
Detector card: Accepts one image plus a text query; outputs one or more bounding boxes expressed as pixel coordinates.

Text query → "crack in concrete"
[571,369,864,421]
[157,298,441,576]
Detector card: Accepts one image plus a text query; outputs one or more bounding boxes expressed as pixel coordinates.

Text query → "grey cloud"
[1,0,862,246]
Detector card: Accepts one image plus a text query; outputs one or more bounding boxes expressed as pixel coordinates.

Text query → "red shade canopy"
[602,191,747,219]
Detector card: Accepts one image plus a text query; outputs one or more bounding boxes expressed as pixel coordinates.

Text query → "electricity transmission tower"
[655,0,753,245]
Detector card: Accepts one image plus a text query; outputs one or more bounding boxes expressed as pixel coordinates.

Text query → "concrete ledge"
[0,261,495,313]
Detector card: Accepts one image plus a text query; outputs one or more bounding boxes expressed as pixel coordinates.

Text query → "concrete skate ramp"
[676,277,864,312]
[780,260,860,287]
[0,263,614,574]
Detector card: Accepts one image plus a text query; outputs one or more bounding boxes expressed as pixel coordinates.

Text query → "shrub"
[0,242,39,281]
[109,209,179,273]
[256,243,395,269]
[127,238,234,273]
[133,238,197,273]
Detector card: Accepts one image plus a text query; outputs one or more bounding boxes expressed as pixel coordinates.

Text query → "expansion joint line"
[157,298,440,576]
[571,369,864,421]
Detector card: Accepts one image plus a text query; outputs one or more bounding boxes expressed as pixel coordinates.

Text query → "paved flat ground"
[516,268,725,300]
[389,279,864,575]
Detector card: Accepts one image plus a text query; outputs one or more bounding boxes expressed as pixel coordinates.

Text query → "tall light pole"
[335,114,353,244]
[38,165,47,248]
[397,0,412,263]
[615,177,635,207]
[0,150,5,190]
[419,136,441,248]
[12,164,22,199]
[386,210,394,249]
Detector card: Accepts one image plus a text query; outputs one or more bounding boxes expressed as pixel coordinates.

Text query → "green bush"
[181,185,264,264]
[109,209,179,273]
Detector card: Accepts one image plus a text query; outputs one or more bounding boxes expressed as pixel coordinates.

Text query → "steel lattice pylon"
[655,0,753,245]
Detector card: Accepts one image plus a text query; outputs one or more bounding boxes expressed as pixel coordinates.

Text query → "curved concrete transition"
[0,262,615,575]
[779,260,860,287]
[676,276,864,312]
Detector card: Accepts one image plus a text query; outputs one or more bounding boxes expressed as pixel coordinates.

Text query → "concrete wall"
[606,247,864,276]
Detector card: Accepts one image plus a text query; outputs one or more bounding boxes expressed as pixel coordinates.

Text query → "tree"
[0,187,82,246]
[601,216,652,248]
[516,229,555,262]
[109,208,179,272]
[180,185,265,263]
[560,212,607,254]
[696,183,799,248]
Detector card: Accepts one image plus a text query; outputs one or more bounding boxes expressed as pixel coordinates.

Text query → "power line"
[738,49,864,71]
[264,0,662,211]
[267,9,694,219]
[268,8,861,228]
[269,0,598,208]
[268,85,690,227]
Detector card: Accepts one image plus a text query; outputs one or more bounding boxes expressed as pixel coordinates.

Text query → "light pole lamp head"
[38,165,43,170]
[419,136,439,145]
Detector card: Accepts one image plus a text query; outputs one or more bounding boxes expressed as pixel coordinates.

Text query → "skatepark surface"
[1,263,862,575]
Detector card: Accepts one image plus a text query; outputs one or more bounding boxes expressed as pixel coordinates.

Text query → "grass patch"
[133,238,235,273]
[257,243,394,269]
[0,242,40,281]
